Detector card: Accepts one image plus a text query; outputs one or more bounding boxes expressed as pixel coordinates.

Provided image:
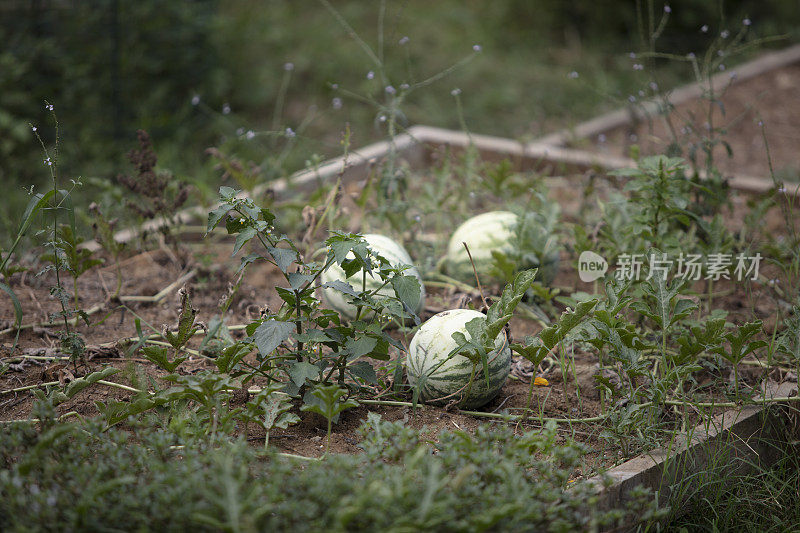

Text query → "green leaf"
[214,343,251,374]
[485,269,537,340]
[64,367,121,398]
[142,345,187,372]
[231,227,257,256]
[267,246,297,273]
[0,281,22,331]
[254,319,295,357]
[164,290,199,350]
[321,279,358,298]
[391,274,421,314]
[348,361,378,384]
[288,361,320,387]
[345,336,378,359]
[287,272,315,290]
[206,203,232,234]
[300,383,358,421]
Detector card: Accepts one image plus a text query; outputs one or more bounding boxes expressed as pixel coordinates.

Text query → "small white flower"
[719,64,726,71]
[399,36,409,45]
[378,115,387,123]
[44,157,52,166]
[729,71,737,80]
[31,125,37,132]
[472,44,482,52]
[285,127,296,138]
[246,130,255,140]
[664,5,671,13]
[239,218,245,224]
[222,103,231,115]
[629,52,637,59]
[385,85,396,94]
[758,120,764,127]
[331,83,339,90]
[687,52,696,59]
[633,63,644,70]
[451,88,462,96]
[638,90,645,97]
[649,81,659,91]
[284,62,294,71]
[721,30,730,39]
[236,127,244,136]
[400,83,409,90]
[413,215,421,222]
[191,95,200,106]
[332,97,343,110]
[701,24,709,33]
[778,186,787,194]
[628,95,637,103]
[45,103,54,111]
[366,71,374,80]
[568,71,579,79]
[743,18,752,26]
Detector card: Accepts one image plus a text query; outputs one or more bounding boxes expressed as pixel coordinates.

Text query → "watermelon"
[405,309,511,409]
[444,210,560,285]
[320,233,425,321]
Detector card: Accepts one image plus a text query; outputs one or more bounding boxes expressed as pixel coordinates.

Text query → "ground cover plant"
[2,2,800,531]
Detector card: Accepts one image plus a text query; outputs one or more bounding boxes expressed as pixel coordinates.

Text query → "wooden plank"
[409,125,636,173]
[589,382,800,529]
[537,44,800,146]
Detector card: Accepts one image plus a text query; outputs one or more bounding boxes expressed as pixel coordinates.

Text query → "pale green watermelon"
[445,210,559,285]
[405,309,511,409]
[320,234,425,321]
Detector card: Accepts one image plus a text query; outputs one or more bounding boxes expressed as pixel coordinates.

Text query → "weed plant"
[0,403,661,532]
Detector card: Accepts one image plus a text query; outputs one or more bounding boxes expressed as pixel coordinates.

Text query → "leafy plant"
[710,320,767,398]
[41,224,103,309]
[140,288,200,372]
[242,384,300,448]
[300,383,359,454]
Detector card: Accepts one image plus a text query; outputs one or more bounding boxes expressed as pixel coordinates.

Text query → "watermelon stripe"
[406,309,511,409]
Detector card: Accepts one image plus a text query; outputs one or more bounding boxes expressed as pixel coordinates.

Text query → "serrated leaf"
[254,319,295,357]
[485,269,537,339]
[391,274,420,313]
[267,246,297,273]
[288,272,315,290]
[321,279,358,297]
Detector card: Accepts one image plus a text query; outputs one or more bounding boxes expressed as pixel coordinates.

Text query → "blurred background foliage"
[1,0,798,235]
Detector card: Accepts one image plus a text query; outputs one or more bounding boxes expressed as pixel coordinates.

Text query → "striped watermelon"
[405,309,511,409]
[444,210,560,285]
[320,234,425,321]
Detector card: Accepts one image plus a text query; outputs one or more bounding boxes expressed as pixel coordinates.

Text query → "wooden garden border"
[537,43,800,147]
[589,382,800,530]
